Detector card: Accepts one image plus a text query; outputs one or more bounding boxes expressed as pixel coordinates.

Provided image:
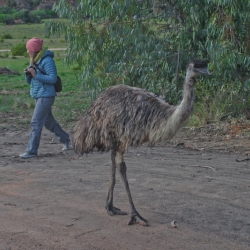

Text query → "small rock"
[170,220,177,228]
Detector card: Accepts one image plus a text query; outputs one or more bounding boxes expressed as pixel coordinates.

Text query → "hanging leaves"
[45,0,250,106]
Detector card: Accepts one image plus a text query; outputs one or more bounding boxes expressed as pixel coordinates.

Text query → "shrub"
[0,53,9,58]
[72,64,81,70]
[14,9,29,23]
[11,43,27,56]
[29,9,57,21]
[1,33,13,39]
[28,11,41,23]
[0,14,14,24]
[0,6,12,14]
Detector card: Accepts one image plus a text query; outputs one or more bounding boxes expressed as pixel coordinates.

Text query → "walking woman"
[20,37,70,159]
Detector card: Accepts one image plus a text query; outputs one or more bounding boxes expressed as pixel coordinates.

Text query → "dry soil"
[0,120,250,250]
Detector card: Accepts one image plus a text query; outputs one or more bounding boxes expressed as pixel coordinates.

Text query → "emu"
[73,59,211,226]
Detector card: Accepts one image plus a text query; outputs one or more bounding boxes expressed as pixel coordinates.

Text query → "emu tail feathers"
[73,113,114,154]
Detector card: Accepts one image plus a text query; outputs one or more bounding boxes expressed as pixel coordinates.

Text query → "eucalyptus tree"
[45,0,250,118]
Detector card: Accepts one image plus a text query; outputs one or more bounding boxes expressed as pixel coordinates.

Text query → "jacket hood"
[41,50,54,60]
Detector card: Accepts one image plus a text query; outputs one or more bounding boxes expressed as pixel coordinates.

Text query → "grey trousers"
[26,97,70,154]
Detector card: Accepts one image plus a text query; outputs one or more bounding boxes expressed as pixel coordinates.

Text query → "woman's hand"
[27,67,37,78]
[24,67,36,78]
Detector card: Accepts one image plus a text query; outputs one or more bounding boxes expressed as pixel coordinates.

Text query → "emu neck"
[151,74,197,143]
[178,75,196,122]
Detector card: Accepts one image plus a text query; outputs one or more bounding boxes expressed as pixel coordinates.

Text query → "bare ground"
[0,119,250,250]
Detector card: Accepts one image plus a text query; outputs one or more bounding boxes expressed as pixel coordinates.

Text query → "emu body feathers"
[74,85,180,154]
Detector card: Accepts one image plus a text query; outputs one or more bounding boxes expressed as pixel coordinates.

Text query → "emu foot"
[106,205,127,216]
[128,214,148,226]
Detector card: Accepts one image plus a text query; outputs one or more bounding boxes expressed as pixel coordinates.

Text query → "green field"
[0,21,66,50]
[0,22,91,129]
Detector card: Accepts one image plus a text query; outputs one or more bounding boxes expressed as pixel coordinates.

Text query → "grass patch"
[0,21,66,51]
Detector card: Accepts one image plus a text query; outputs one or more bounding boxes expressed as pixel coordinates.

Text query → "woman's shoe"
[19,152,37,159]
[62,141,71,151]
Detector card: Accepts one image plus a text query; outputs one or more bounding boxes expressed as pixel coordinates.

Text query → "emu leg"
[105,150,127,216]
[116,151,148,226]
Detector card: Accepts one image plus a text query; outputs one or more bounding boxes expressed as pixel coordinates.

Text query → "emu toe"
[128,214,148,226]
[106,205,127,216]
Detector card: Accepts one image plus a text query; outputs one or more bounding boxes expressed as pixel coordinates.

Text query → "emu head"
[186,58,211,78]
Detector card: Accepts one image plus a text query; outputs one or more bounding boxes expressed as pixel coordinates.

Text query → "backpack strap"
[35,56,48,75]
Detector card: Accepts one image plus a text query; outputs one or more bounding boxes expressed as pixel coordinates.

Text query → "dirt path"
[0,125,250,250]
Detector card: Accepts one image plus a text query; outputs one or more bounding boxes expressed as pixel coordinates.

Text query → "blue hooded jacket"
[25,50,57,99]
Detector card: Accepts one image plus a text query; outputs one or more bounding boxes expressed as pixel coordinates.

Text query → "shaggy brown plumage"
[74,85,176,152]
[73,59,211,226]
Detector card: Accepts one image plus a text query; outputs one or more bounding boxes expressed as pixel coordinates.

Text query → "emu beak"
[194,68,212,76]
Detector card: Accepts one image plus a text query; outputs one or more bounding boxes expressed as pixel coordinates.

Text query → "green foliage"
[0,6,10,14]
[0,5,58,24]
[28,10,42,23]
[42,9,57,18]
[45,1,177,97]
[191,82,243,126]
[29,9,58,23]
[11,43,26,56]
[1,33,12,39]
[0,6,16,14]
[41,0,250,123]
[14,9,29,23]
[0,14,14,24]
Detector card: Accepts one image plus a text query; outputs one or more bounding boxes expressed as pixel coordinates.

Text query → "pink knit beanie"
[26,37,43,52]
